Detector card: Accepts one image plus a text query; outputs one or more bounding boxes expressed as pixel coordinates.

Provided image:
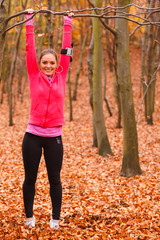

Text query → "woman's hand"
[67,12,74,17]
[64,11,74,20]
[26,8,34,14]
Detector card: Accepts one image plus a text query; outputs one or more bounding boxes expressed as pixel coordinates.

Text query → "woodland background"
[0,0,160,239]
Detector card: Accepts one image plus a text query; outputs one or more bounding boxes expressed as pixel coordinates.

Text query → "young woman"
[22,9,73,229]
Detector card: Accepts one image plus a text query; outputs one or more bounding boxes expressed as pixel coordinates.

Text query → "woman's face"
[39,53,58,77]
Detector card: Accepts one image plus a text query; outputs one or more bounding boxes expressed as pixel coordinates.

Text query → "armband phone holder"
[61,43,73,62]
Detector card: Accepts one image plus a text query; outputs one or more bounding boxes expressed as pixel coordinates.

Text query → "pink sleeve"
[26,25,39,75]
[59,19,72,78]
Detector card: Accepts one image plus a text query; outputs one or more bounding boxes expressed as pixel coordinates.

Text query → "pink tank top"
[26,124,62,137]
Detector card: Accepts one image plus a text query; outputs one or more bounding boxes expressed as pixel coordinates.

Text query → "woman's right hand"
[26,8,34,14]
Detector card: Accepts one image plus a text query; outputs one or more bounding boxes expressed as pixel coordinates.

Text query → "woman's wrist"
[25,9,34,26]
[25,14,34,25]
[64,12,74,25]
[64,16,73,25]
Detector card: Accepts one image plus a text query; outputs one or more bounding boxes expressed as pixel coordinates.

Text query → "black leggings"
[22,132,63,220]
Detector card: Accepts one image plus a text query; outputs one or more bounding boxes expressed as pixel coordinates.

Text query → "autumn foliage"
[0,45,160,239]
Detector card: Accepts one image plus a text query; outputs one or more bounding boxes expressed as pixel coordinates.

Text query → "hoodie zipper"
[43,76,54,128]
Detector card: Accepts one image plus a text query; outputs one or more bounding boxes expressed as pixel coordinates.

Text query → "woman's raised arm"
[59,14,73,78]
[25,9,39,76]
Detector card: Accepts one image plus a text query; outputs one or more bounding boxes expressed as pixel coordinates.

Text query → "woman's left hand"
[64,11,74,20]
[67,12,74,17]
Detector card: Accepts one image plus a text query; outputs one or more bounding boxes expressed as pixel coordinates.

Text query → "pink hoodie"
[26,20,72,128]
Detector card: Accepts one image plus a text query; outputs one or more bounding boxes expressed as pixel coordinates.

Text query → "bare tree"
[92,0,113,156]
[142,0,160,125]
[73,29,88,100]
[115,0,142,176]
[0,0,9,83]
[87,30,97,147]
[8,0,28,125]
[46,0,54,48]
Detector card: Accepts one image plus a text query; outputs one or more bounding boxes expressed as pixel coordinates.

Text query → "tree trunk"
[113,63,122,128]
[17,56,24,96]
[87,30,97,147]
[47,0,54,48]
[73,29,88,100]
[68,63,73,121]
[116,0,142,176]
[113,26,122,128]
[105,0,113,72]
[8,0,28,126]
[54,0,61,51]
[93,0,113,157]
[103,44,112,116]
[21,71,28,103]
[144,0,158,125]
[0,0,8,82]
[8,28,21,125]
[37,13,44,60]
[141,22,149,105]
[155,1,160,64]
[1,44,10,104]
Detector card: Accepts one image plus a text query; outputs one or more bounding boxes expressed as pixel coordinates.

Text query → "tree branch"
[5,4,160,23]
[106,3,160,11]
[87,0,117,36]
[2,6,160,35]
[0,0,5,7]
[129,9,160,37]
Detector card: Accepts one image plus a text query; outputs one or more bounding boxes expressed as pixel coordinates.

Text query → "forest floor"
[0,46,160,239]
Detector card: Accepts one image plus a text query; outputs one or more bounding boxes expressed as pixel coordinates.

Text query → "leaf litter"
[0,46,160,239]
